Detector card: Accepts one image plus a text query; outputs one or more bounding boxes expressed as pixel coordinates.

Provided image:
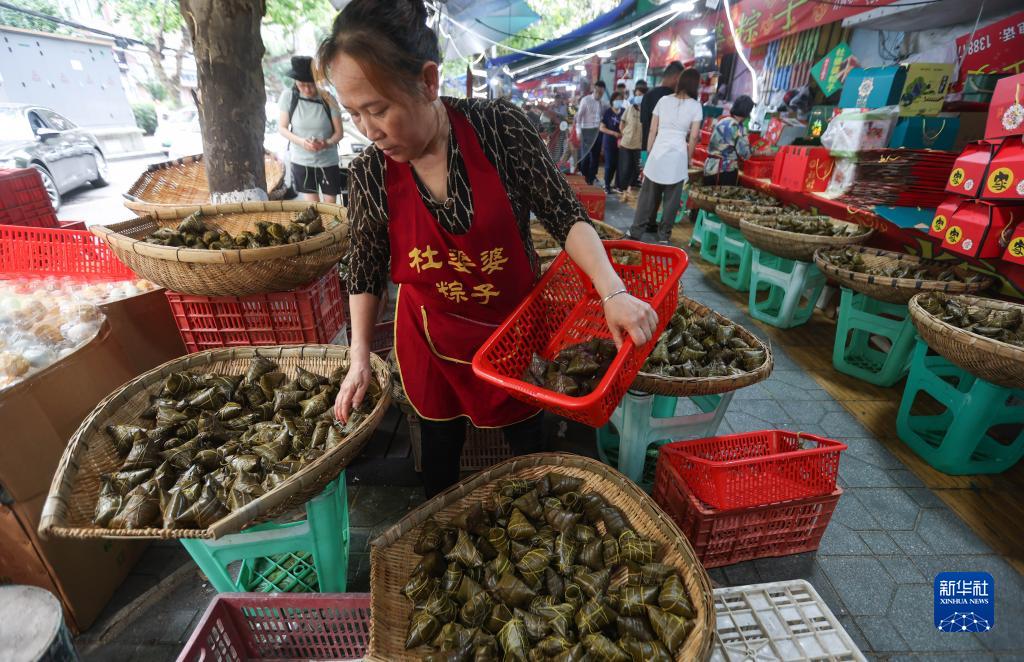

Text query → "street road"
[57,154,166,227]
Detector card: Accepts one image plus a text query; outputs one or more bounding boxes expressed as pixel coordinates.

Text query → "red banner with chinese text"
[719,0,902,51]
[954,10,1024,89]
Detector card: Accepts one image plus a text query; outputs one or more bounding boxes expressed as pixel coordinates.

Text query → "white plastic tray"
[712,580,867,661]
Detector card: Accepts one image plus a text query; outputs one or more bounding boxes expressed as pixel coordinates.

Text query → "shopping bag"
[985,73,1024,140]
[982,136,1024,201]
[807,106,840,140]
[931,196,1019,259]
[947,140,1001,197]
[839,67,907,109]
[888,116,959,151]
[821,107,899,157]
[897,63,953,117]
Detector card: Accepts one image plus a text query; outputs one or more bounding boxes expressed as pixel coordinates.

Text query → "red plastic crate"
[178,592,370,661]
[166,270,346,353]
[343,319,393,356]
[653,457,840,568]
[0,224,136,280]
[0,168,59,229]
[472,240,687,428]
[660,430,846,510]
[742,155,776,179]
[574,185,606,220]
[58,220,87,230]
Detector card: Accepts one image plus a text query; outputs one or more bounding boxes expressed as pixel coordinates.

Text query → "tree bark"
[179,0,268,201]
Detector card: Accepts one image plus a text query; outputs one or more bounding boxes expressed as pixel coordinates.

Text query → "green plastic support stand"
[832,288,918,386]
[748,249,826,329]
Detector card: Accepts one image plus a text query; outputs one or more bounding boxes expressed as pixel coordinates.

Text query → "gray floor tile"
[837,615,873,656]
[831,492,881,531]
[840,456,900,488]
[889,469,927,488]
[721,560,762,586]
[904,487,947,509]
[851,488,921,530]
[856,615,912,653]
[879,556,927,584]
[347,485,424,528]
[915,509,992,556]
[860,531,902,556]
[819,556,894,616]
[842,437,906,470]
[890,530,939,556]
[888,584,988,652]
[819,522,873,555]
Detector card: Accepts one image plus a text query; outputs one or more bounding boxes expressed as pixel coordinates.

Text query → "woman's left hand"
[603,292,659,349]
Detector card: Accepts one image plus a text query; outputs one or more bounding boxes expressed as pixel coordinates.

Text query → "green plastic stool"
[896,340,1024,475]
[747,249,827,329]
[689,209,708,248]
[718,224,753,292]
[698,212,724,265]
[596,390,733,489]
[833,288,918,387]
[181,472,350,593]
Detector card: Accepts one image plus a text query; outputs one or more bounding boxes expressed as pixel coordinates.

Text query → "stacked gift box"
[929,73,1024,262]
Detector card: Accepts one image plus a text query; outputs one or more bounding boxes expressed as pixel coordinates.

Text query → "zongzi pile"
[749,216,866,237]
[642,303,766,379]
[918,293,1024,347]
[144,206,333,249]
[522,339,618,396]
[822,248,988,284]
[93,356,381,530]
[402,472,696,659]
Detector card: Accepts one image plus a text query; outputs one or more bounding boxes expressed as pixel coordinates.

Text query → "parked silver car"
[0,103,108,210]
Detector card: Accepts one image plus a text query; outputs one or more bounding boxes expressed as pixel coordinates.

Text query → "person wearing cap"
[277,55,344,202]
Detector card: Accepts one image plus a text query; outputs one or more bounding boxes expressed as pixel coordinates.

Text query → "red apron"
[388,104,540,427]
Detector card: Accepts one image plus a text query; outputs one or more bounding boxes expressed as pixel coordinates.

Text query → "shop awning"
[489,0,638,68]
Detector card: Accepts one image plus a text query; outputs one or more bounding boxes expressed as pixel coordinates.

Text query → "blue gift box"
[888,116,960,151]
[839,66,907,109]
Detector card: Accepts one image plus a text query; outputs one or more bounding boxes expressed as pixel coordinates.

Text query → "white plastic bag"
[821,105,900,157]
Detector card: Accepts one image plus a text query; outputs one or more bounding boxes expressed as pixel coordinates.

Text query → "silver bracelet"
[602,288,628,305]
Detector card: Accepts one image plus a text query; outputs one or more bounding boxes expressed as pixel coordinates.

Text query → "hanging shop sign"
[649,25,696,70]
[720,0,902,51]
[615,54,636,83]
[954,10,1024,92]
[811,42,853,97]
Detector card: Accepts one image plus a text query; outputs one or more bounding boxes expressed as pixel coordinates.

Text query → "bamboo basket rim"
[367,452,715,662]
[123,151,286,213]
[908,293,1024,388]
[632,295,774,397]
[813,247,994,301]
[39,345,391,540]
[740,216,872,261]
[716,204,815,228]
[688,186,778,212]
[92,201,347,264]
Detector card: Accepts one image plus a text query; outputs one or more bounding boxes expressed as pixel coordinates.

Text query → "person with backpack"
[277,55,344,201]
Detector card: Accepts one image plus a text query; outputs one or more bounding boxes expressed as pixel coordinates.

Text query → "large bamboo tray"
[92,201,347,297]
[39,345,391,540]
[367,453,715,661]
[740,216,872,263]
[632,295,773,397]
[814,247,993,304]
[717,203,814,229]
[123,152,286,214]
[908,293,1024,389]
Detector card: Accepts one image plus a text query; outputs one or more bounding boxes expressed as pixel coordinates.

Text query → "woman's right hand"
[302,138,319,151]
[334,359,372,423]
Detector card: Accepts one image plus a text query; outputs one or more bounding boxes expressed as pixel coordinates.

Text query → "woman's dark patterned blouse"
[345,97,591,296]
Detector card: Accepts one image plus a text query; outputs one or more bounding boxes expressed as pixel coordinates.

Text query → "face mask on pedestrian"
[613,100,624,110]
[632,95,643,105]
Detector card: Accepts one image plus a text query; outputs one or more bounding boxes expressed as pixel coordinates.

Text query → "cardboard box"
[985,73,1024,140]
[930,196,1020,259]
[840,66,907,109]
[898,63,953,117]
[947,140,1001,197]
[982,136,1024,201]
[0,492,145,634]
[1003,224,1024,266]
[889,116,959,151]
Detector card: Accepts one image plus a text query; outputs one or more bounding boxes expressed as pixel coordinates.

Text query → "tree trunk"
[179,0,268,201]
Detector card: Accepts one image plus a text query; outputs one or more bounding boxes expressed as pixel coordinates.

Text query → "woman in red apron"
[320,0,659,497]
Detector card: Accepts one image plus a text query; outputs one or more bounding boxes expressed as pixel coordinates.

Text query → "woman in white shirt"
[626,68,703,244]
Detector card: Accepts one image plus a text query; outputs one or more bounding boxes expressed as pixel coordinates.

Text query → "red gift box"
[985,73,1024,140]
[982,136,1024,201]
[574,185,606,220]
[947,140,1001,197]
[930,196,1021,259]
[771,146,791,186]
[774,146,832,193]
[1003,223,1024,265]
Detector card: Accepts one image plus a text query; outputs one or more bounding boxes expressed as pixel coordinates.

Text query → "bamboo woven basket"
[123,152,286,214]
[717,203,812,229]
[533,218,624,270]
[908,293,1024,389]
[688,186,776,212]
[92,201,347,297]
[632,295,774,397]
[39,345,391,540]
[367,453,715,661]
[814,247,993,304]
[739,216,872,263]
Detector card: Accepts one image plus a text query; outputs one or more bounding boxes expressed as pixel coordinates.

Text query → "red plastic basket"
[0,168,59,229]
[653,457,840,568]
[742,156,776,179]
[343,319,394,356]
[472,240,687,428]
[178,592,370,661]
[660,430,846,510]
[0,224,136,280]
[166,270,346,353]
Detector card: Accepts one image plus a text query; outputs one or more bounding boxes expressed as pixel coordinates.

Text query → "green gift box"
[888,116,960,151]
[807,106,839,139]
